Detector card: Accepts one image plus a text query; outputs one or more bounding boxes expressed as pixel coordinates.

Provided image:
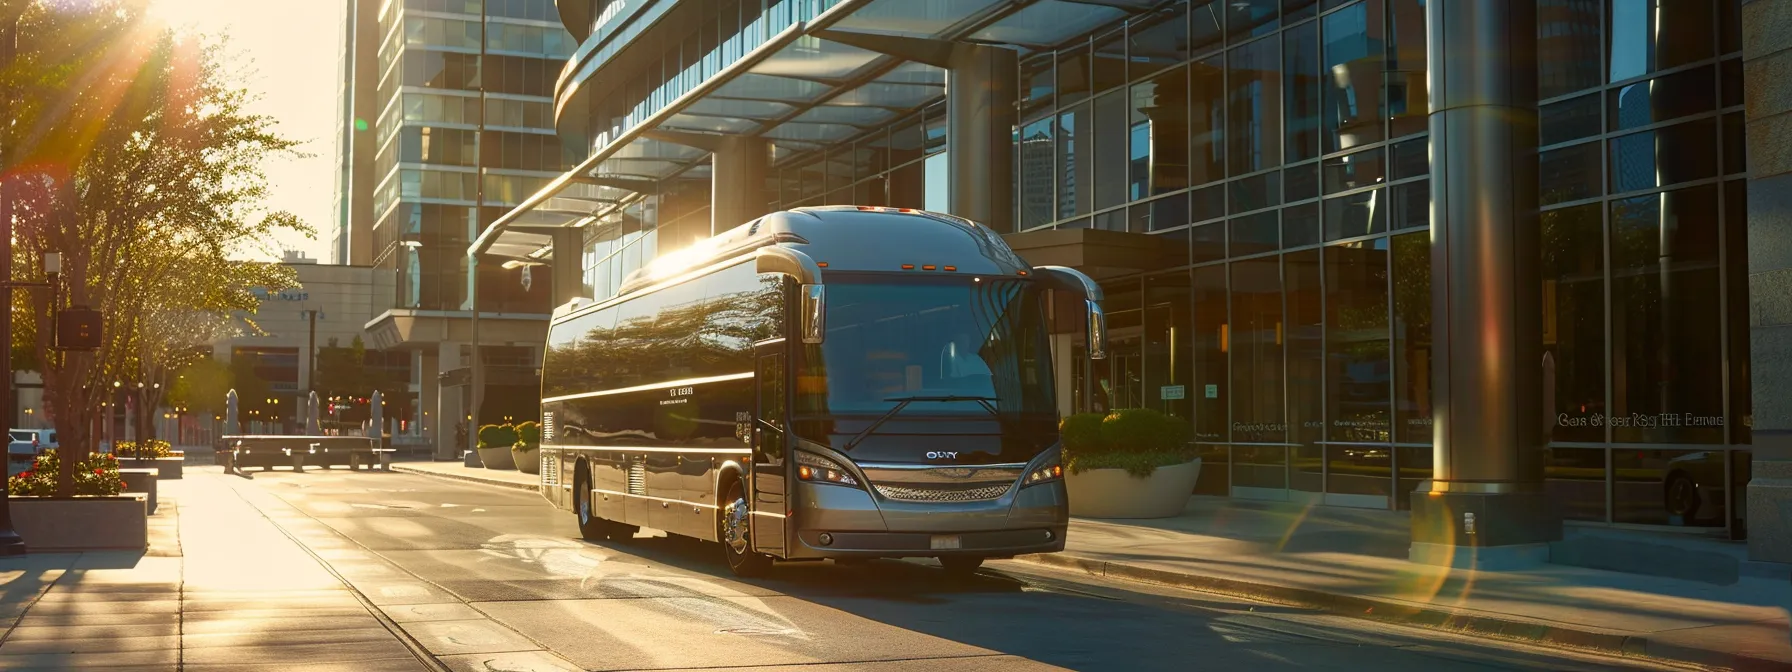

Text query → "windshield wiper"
[841,395,999,452]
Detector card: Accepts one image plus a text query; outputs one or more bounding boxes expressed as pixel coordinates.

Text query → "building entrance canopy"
[470,0,1166,265]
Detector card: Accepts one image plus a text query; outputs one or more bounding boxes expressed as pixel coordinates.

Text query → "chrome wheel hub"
[723,497,750,554]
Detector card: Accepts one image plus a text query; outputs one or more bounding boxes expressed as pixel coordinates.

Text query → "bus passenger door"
[751,345,788,557]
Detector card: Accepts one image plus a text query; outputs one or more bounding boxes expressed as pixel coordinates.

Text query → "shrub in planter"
[477,424,518,449]
[9,450,125,497]
[112,439,174,459]
[1061,409,1195,477]
[512,421,542,475]
[476,424,518,470]
[1062,409,1200,519]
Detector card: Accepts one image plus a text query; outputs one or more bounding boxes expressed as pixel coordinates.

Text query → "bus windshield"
[795,274,1057,460]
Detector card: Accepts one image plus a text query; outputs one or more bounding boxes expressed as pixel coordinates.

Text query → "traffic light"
[54,307,101,351]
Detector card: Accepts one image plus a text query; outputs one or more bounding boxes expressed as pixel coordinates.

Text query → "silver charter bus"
[538,206,1107,576]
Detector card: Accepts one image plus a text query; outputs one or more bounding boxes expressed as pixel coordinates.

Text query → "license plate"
[930,535,961,550]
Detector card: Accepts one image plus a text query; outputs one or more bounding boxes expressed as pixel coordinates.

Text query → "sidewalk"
[0,474,434,670]
[1017,497,1792,671]
[389,459,540,492]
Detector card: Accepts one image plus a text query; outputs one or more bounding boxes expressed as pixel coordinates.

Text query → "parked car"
[7,428,57,464]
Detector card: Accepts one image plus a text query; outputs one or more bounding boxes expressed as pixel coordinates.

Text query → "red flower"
[93,468,103,475]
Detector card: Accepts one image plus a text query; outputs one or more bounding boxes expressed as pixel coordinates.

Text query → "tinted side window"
[544,308,615,397]
[653,279,709,381]
[609,291,659,390]
[697,263,763,378]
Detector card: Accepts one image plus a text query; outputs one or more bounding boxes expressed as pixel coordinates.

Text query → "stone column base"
[1409,488,1561,570]
[1747,434,1792,564]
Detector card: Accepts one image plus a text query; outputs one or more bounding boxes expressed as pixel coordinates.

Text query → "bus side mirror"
[1086,299,1108,360]
[801,284,825,344]
[1031,265,1106,360]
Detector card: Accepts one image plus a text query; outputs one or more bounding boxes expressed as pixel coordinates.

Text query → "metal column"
[711,135,769,234]
[946,44,1016,233]
[550,228,585,307]
[1409,0,1560,569]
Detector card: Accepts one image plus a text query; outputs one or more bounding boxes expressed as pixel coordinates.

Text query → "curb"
[389,464,541,494]
[1015,552,1785,672]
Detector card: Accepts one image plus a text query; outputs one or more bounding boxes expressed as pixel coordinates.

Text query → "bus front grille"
[872,483,1010,502]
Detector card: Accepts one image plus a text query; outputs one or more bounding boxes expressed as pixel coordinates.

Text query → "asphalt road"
[229,468,1683,672]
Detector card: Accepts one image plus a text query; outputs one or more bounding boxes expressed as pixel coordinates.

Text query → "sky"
[147,0,347,263]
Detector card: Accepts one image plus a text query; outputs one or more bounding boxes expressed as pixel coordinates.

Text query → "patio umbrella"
[306,391,321,435]
[369,390,384,449]
[224,389,239,436]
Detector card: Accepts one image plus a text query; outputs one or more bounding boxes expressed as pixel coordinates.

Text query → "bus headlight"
[1023,464,1063,487]
[795,451,859,487]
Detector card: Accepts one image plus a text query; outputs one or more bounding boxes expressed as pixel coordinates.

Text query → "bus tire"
[574,463,608,541]
[719,475,772,577]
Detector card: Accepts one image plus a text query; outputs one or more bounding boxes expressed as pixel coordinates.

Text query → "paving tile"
[3,622,181,642]
[33,581,180,594]
[182,614,385,636]
[0,648,179,668]
[180,660,430,672]
[438,650,584,672]
[0,633,179,654]
[397,618,542,656]
[13,599,179,615]
[180,606,373,622]
[182,593,363,611]
[183,639,418,666]
[381,602,485,623]
[183,626,402,650]
[7,611,176,627]
[32,589,179,602]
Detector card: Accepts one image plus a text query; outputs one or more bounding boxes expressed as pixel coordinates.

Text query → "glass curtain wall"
[1534,0,1749,533]
[1006,0,1432,509]
[371,0,575,313]
[1013,0,1748,527]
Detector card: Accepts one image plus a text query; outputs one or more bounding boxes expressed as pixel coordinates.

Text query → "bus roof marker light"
[921,265,936,271]
[901,264,914,270]
[943,266,955,272]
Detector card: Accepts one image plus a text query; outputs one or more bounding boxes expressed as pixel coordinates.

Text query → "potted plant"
[513,421,541,475]
[1061,408,1201,518]
[8,450,147,550]
[476,424,518,470]
[112,439,184,479]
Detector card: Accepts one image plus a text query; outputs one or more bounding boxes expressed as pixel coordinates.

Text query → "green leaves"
[1059,408,1196,477]
[1,1,308,494]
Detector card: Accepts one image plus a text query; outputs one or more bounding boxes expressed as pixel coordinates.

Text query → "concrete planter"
[119,468,159,514]
[153,457,183,479]
[11,496,148,551]
[476,446,516,470]
[1065,458,1201,519]
[514,446,540,475]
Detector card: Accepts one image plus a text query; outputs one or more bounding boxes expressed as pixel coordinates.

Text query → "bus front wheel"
[574,465,607,541]
[719,476,772,577]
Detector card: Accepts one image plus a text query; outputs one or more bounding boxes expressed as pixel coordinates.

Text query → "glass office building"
[482,0,1756,537]
[346,0,584,457]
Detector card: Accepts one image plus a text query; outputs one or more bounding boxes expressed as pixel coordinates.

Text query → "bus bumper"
[784,479,1068,559]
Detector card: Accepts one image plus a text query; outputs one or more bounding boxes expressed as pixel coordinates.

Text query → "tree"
[168,356,231,418]
[2,1,307,495]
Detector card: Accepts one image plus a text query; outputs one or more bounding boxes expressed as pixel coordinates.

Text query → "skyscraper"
[348,0,579,458]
